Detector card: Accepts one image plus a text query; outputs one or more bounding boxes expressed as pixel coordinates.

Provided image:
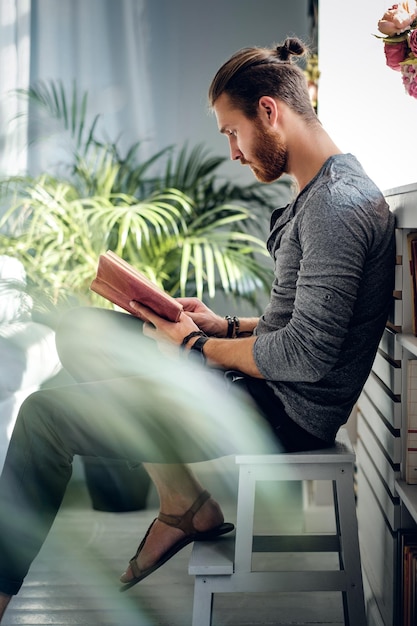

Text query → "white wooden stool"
[188,428,366,626]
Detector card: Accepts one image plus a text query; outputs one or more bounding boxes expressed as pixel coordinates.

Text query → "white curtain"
[0,0,31,176]
[0,0,155,178]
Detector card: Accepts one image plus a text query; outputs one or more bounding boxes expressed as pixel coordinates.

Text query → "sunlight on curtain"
[0,0,31,177]
[28,0,155,175]
[121,0,155,161]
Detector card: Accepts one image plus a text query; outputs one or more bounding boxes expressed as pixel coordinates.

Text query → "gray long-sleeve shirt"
[253,154,395,442]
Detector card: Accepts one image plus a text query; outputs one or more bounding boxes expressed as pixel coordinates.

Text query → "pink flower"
[378,2,417,36]
[401,62,417,97]
[384,40,409,69]
[409,27,417,54]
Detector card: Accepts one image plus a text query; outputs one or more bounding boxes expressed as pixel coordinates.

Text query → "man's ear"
[258,96,278,125]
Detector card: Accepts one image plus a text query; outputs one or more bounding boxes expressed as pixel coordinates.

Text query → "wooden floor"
[2,458,347,626]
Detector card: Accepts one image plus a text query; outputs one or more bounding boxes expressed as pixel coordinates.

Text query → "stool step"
[253,534,340,553]
[189,536,234,575]
[189,533,341,577]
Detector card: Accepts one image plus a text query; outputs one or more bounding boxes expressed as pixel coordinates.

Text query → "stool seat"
[236,428,355,464]
[189,428,366,626]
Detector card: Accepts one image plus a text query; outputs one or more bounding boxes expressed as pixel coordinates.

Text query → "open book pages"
[90,251,183,322]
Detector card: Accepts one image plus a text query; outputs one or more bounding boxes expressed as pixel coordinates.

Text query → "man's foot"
[0,592,11,622]
[120,490,233,589]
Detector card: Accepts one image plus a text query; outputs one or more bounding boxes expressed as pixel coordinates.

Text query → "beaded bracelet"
[225,315,234,338]
[233,315,240,337]
[224,315,240,338]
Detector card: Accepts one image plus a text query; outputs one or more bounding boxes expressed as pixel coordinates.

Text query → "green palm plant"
[1,79,292,312]
[0,176,195,305]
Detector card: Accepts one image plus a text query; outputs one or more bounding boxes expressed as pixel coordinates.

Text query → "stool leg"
[234,465,256,572]
[192,577,214,626]
[333,466,367,626]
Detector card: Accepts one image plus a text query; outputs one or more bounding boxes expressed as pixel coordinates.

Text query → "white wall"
[318,0,416,192]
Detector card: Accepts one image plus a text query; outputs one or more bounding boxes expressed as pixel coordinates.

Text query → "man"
[0,37,395,619]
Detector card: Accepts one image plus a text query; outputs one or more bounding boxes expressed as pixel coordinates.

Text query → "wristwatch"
[190,336,209,364]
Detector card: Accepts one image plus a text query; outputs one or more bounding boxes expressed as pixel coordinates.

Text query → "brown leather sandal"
[119,490,234,591]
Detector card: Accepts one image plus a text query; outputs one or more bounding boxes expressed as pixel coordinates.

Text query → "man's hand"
[177,297,228,337]
[129,300,200,349]
[130,299,263,377]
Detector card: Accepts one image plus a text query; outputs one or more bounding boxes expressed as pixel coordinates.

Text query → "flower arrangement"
[376,2,417,98]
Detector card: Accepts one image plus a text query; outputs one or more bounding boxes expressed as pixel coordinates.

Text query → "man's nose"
[229,137,243,161]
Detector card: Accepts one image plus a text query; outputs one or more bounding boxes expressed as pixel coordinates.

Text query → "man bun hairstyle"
[275,37,306,62]
[209,37,317,123]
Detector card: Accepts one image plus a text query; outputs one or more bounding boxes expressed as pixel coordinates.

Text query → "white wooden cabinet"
[357,183,417,626]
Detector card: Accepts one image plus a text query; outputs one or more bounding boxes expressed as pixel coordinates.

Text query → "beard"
[242,119,288,183]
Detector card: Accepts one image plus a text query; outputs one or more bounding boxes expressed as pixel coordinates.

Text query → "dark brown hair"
[208,37,317,122]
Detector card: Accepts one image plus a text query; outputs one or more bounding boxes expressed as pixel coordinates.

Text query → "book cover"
[406,359,417,484]
[411,550,417,626]
[399,531,417,626]
[90,251,183,322]
[407,232,417,336]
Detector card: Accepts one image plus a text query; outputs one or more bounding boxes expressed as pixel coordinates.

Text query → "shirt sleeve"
[253,185,374,382]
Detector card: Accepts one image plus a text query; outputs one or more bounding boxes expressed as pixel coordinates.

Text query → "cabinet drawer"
[357,467,398,626]
[357,392,401,464]
[372,351,402,395]
[395,262,402,293]
[395,227,403,257]
[387,297,402,330]
[357,438,401,530]
[357,413,400,495]
[363,372,401,429]
[379,327,402,362]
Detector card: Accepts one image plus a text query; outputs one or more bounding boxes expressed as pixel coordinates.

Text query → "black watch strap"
[190,336,209,363]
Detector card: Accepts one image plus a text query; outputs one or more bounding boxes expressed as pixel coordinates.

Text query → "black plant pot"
[82,457,151,512]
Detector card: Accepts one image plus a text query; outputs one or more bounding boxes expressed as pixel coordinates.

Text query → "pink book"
[90,251,183,322]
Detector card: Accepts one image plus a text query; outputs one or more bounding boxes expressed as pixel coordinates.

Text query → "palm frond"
[162,143,226,191]
[172,229,271,299]
[2,80,294,310]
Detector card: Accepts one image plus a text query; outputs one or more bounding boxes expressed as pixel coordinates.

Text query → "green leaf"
[2,80,292,308]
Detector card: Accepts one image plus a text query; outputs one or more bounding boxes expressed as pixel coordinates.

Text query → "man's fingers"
[130,301,159,323]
